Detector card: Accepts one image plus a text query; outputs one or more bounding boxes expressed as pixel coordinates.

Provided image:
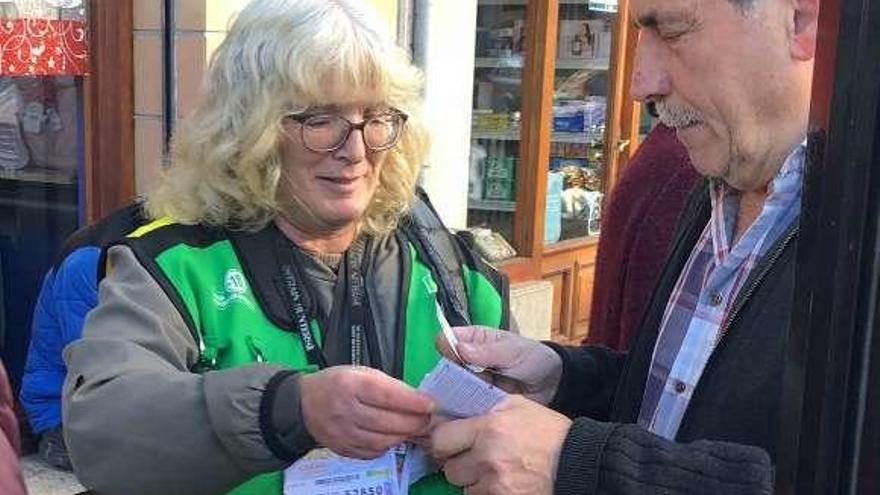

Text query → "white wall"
[413,0,478,229]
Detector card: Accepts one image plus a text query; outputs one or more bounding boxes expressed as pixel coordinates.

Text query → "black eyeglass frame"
[282,109,409,153]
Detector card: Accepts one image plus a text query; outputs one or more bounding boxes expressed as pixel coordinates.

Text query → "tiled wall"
[132,0,399,196]
[133,0,164,195]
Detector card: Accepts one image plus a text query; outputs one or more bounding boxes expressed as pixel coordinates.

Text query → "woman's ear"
[790,0,820,61]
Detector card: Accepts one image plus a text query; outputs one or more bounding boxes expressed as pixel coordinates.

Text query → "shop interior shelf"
[0,167,77,186]
[472,129,605,144]
[478,0,614,6]
[468,199,516,212]
[556,59,610,70]
[475,57,610,71]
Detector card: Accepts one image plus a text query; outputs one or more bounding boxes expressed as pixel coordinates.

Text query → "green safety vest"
[119,217,509,495]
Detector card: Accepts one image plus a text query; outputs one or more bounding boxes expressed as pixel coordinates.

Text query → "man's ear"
[790,0,820,61]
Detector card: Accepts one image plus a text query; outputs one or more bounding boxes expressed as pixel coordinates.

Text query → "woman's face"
[277,105,400,235]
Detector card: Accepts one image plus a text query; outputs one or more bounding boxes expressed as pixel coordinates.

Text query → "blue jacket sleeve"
[20,246,100,433]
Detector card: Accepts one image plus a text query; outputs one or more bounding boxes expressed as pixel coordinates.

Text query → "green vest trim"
[120,222,506,495]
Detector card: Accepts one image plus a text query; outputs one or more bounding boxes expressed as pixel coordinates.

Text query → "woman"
[62,1,511,494]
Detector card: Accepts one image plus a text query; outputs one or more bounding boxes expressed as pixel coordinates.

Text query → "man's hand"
[428,395,572,495]
[299,366,435,459]
[437,326,563,404]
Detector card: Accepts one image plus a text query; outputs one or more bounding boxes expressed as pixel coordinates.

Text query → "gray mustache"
[655,101,704,129]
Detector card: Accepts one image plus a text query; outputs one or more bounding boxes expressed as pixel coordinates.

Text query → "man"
[585,122,699,350]
[428,0,818,493]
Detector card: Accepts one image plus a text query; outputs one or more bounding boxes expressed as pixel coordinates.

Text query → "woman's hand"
[299,366,435,459]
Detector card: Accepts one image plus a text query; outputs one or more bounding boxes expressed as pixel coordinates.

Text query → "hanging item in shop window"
[0,0,87,76]
[0,80,29,170]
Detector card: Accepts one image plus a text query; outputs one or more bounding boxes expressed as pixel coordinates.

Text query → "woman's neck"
[274,215,357,254]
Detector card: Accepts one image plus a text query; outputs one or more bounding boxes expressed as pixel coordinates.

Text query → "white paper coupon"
[285,359,508,494]
[418,358,508,419]
[400,445,438,488]
[284,448,399,495]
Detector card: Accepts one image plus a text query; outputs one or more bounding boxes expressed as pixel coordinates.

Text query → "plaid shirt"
[637,142,805,440]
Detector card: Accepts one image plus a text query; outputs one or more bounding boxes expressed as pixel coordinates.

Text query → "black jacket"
[550,179,794,494]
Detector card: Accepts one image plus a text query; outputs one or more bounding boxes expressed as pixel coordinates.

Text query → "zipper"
[677,225,798,429]
[246,335,266,363]
[717,226,799,343]
[393,231,411,381]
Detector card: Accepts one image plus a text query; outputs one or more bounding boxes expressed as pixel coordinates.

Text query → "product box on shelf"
[550,157,590,170]
[552,97,608,134]
[565,142,589,157]
[545,171,563,243]
[557,19,607,60]
[472,110,510,132]
[582,96,608,129]
[552,105,585,133]
[484,156,516,180]
[483,177,515,201]
[588,0,618,13]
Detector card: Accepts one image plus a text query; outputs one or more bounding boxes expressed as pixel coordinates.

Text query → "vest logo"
[213,268,256,311]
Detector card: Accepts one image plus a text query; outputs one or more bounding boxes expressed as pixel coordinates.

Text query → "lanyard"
[276,263,327,369]
[346,237,369,367]
[275,236,372,369]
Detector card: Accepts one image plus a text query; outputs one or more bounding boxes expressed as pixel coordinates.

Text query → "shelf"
[0,167,77,186]
[556,58,610,71]
[475,56,524,69]
[477,0,528,5]
[471,129,605,144]
[478,0,616,7]
[469,199,516,212]
[0,195,78,213]
[475,57,610,71]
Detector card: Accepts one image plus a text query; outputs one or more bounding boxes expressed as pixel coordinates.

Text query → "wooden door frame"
[500,0,641,340]
[603,0,640,201]
[83,0,135,223]
[776,0,880,491]
[504,0,636,269]
[514,0,559,260]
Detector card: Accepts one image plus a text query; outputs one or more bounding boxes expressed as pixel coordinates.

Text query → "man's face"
[630,0,812,191]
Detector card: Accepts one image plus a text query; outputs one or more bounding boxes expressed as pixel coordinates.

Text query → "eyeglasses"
[282,109,408,153]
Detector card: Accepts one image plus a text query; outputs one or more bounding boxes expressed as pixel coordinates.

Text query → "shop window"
[546,1,614,244]
[0,0,88,391]
[467,2,528,254]
[466,1,624,265]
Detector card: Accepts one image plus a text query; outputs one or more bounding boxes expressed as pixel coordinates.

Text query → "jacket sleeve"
[62,245,314,495]
[20,269,65,433]
[53,247,100,345]
[546,343,627,421]
[0,361,26,495]
[546,345,773,494]
[554,418,773,495]
[21,247,101,434]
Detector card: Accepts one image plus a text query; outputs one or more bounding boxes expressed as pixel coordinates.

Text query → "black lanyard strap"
[274,234,376,369]
[346,237,368,367]
[276,263,327,369]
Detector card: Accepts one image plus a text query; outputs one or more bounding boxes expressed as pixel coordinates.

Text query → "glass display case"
[0,0,88,391]
[466,1,528,254]
[547,1,617,244]
[463,0,637,342]
[467,0,621,261]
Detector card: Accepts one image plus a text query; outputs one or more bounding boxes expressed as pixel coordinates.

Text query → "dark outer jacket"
[550,179,794,494]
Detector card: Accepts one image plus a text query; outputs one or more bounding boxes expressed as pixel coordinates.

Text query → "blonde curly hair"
[147,0,429,234]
